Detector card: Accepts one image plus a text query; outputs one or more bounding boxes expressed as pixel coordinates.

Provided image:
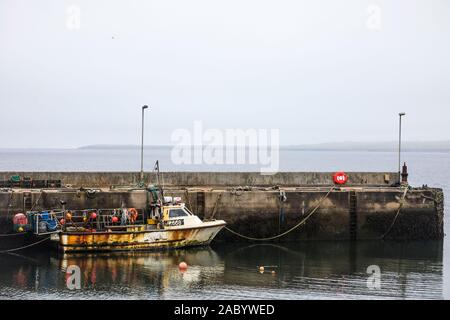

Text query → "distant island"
[78,141,450,152]
[78,145,172,150]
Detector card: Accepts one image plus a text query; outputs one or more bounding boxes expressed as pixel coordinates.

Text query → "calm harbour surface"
[0,148,448,300]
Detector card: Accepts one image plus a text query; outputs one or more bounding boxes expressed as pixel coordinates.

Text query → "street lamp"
[140,105,149,184]
[398,112,406,184]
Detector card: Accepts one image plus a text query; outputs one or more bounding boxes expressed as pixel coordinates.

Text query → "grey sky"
[0,0,449,148]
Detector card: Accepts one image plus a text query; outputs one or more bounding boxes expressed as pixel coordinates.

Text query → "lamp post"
[140,105,149,184]
[398,112,406,184]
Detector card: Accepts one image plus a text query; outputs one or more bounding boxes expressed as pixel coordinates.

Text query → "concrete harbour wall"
[0,172,399,188]
[0,180,444,241]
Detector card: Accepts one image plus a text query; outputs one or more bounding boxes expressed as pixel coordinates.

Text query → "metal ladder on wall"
[349,191,357,241]
[23,192,33,212]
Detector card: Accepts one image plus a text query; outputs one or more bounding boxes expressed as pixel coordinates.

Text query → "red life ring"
[333,172,349,185]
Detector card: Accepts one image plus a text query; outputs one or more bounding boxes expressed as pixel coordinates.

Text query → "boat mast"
[154,160,165,201]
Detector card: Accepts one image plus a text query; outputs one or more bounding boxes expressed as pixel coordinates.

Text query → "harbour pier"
[0,171,444,243]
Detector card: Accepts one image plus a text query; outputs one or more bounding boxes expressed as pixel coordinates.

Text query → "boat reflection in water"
[59,248,224,295]
[0,241,443,300]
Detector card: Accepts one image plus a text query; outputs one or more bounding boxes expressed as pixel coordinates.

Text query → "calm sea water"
[0,148,448,300]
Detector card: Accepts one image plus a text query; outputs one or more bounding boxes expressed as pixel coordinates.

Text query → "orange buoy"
[112,216,119,223]
[128,208,138,223]
[66,212,72,220]
[90,212,97,219]
[179,262,188,270]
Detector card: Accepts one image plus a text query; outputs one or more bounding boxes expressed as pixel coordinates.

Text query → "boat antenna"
[154,160,165,200]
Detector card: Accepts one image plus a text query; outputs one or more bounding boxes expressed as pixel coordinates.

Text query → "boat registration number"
[165,219,184,227]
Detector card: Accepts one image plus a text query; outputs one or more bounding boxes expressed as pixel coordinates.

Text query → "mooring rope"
[224,187,334,241]
[380,187,409,240]
[0,236,51,254]
[0,232,27,237]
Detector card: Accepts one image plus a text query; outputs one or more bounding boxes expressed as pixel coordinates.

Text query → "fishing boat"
[11,163,226,253]
[13,197,226,253]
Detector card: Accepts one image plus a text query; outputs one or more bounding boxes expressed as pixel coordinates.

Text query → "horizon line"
[1,140,450,150]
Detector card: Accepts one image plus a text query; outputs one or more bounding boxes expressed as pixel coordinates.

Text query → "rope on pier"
[184,189,193,212]
[0,236,50,254]
[380,187,409,240]
[30,189,44,211]
[224,187,334,241]
[6,190,14,221]
[208,193,223,221]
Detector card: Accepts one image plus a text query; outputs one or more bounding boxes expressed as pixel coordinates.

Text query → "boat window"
[169,209,188,218]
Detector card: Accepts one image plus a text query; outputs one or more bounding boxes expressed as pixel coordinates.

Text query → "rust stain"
[59,224,224,253]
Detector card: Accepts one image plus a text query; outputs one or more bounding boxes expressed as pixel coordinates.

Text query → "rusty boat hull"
[55,221,226,253]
